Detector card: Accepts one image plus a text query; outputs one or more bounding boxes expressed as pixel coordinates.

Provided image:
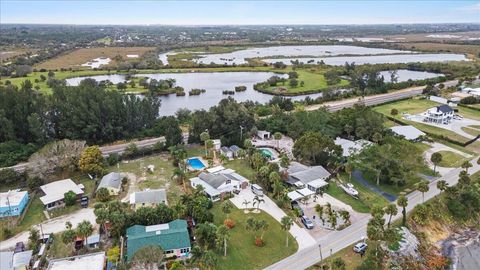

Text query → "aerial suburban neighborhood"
[0,1,480,270]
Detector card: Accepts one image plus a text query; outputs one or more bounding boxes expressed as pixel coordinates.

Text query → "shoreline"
[441,228,480,270]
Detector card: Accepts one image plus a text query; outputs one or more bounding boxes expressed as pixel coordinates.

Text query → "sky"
[1,1,479,25]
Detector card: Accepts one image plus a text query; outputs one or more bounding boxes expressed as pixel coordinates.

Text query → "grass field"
[435,150,470,168]
[210,204,298,270]
[326,175,389,213]
[36,47,156,70]
[223,159,256,181]
[456,106,480,121]
[461,126,480,137]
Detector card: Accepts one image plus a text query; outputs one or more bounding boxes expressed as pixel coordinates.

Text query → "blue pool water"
[187,158,205,170]
[260,149,274,158]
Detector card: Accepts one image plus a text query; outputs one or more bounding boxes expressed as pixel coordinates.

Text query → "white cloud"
[457,2,480,13]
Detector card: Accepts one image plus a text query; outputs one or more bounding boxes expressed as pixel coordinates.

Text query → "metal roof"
[97,172,122,190]
[129,189,167,205]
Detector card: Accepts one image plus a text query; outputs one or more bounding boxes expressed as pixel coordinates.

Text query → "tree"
[27,176,43,191]
[280,154,290,169]
[384,204,398,228]
[201,250,218,270]
[431,152,443,174]
[281,216,293,247]
[397,194,408,226]
[216,225,230,257]
[436,180,448,196]
[200,131,210,157]
[461,161,472,173]
[130,245,164,270]
[417,181,430,203]
[64,191,77,206]
[107,246,120,265]
[274,132,282,148]
[253,195,265,213]
[62,224,76,247]
[195,223,217,250]
[258,219,269,240]
[242,199,251,212]
[344,162,353,181]
[289,78,298,88]
[77,220,93,246]
[96,187,111,202]
[390,108,399,116]
[124,143,139,157]
[28,228,40,252]
[315,204,324,221]
[221,201,233,219]
[293,131,341,166]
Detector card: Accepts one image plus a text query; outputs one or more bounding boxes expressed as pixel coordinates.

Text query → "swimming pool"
[260,149,274,159]
[187,158,206,170]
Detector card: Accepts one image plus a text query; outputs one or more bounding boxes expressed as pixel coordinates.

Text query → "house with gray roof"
[97,172,122,195]
[129,189,167,210]
[220,146,233,159]
[424,104,454,124]
[190,167,249,201]
[390,125,426,141]
[286,162,331,193]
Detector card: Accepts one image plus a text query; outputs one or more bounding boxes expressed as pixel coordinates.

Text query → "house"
[286,162,331,193]
[190,167,249,201]
[423,105,454,124]
[46,252,105,270]
[390,125,426,141]
[126,219,191,261]
[0,190,29,218]
[129,189,167,210]
[229,145,242,157]
[97,172,122,195]
[39,179,84,210]
[334,137,372,157]
[257,130,271,140]
[219,146,233,159]
[212,139,221,151]
[461,86,480,97]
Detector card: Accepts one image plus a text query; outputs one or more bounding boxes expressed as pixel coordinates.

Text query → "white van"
[251,184,264,196]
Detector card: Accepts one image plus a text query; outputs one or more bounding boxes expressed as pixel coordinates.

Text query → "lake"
[65,72,324,116]
[183,45,411,65]
[262,53,467,66]
[379,69,444,83]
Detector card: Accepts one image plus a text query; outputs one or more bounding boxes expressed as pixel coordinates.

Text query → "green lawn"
[457,106,480,121]
[435,150,470,168]
[328,175,389,213]
[223,159,256,181]
[210,204,298,270]
[461,126,480,137]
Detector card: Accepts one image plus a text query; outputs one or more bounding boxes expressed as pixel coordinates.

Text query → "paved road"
[266,156,480,270]
[0,208,96,251]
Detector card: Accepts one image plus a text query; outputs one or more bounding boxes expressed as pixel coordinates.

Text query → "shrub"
[390,108,399,115]
[254,237,264,247]
[106,153,119,166]
[223,219,235,229]
[96,187,111,202]
[64,191,77,206]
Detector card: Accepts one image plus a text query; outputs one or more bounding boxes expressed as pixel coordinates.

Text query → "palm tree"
[280,216,293,247]
[397,194,408,226]
[339,210,350,224]
[76,220,93,247]
[430,152,442,174]
[315,204,324,221]
[206,139,215,159]
[242,199,251,213]
[219,154,228,164]
[258,219,269,240]
[200,131,210,157]
[344,162,353,181]
[172,167,186,190]
[436,180,448,196]
[252,195,265,213]
[461,161,472,173]
[384,204,398,228]
[216,225,230,257]
[221,201,232,219]
[237,149,246,159]
[274,132,282,148]
[280,154,290,169]
[202,250,217,270]
[416,181,429,202]
[190,246,204,263]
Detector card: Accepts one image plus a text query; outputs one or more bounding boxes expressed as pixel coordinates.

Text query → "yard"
[456,106,480,121]
[307,242,370,270]
[435,150,471,168]
[210,204,298,270]
[223,159,256,181]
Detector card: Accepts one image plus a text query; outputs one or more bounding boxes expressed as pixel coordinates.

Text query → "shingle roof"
[97,172,122,191]
[198,172,228,189]
[126,219,190,260]
[129,189,167,205]
[229,145,241,152]
[436,104,453,113]
[289,165,331,184]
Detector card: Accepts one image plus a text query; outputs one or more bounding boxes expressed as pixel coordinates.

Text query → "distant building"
[423,105,454,124]
[219,146,233,159]
[190,167,249,201]
[0,190,29,218]
[211,139,222,151]
[46,252,105,270]
[390,125,426,141]
[126,219,191,261]
[257,130,271,140]
[39,179,84,210]
[334,137,372,157]
[229,145,242,157]
[461,87,480,97]
[97,172,122,195]
[129,189,167,210]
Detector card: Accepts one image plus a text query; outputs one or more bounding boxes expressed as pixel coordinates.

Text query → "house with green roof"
[126,219,191,261]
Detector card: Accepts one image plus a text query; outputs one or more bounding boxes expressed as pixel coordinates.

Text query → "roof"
[287,162,309,174]
[297,187,315,197]
[287,191,303,201]
[84,234,100,245]
[390,125,426,140]
[0,190,28,207]
[190,177,221,197]
[40,179,84,205]
[198,172,229,189]
[126,219,191,260]
[290,165,331,184]
[129,189,167,205]
[220,146,231,153]
[206,166,225,173]
[0,252,13,270]
[334,137,372,157]
[308,179,329,189]
[97,172,122,190]
[436,104,453,113]
[13,250,33,269]
[229,145,241,152]
[46,252,105,270]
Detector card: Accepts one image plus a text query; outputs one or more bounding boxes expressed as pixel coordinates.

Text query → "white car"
[353,242,368,253]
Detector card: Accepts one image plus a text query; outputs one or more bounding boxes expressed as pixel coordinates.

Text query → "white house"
[129,189,167,210]
[97,172,122,195]
[219,146,233,159]
[212,139,222,151]
[423,105,454,124]
[461,87,480,97]
[46,252,105,270]
[190,167,249,201]
[286,162,330,192]
[390,125,426,141]
[257,130,271,140]
[334,137,372,157]
[39,179,84,210]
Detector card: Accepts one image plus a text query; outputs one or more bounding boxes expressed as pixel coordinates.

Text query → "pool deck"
[186,156,208,171]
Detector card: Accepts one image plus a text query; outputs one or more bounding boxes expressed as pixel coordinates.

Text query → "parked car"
[80,196,89,208]
[353,242,368,253]
[301,216,314,229]
[251,184,264,196]
[291,201,304,216]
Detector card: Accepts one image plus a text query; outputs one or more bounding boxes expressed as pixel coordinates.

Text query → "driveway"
[230,188,316,250]
[352,170,397,202]
[0,208,97,251]
[423,142,472,176]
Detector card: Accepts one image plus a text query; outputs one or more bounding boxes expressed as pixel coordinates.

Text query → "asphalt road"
[266,156,480,270]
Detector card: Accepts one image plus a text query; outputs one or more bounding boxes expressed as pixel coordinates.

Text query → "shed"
[390,125,426,141]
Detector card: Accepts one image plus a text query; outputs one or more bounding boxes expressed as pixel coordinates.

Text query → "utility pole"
[318,244,323,267]
[240,126,244,141]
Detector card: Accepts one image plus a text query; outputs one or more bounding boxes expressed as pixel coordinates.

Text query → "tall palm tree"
[384,204,398,228]
[242,199,251,212]
[436,180,448,197]
[216,225,230,257]
[201,250,217,270]
[200,131,210,157]
[416,181,429,203]
[252,195,265,213]
[258,219,269,240]
[274,132,282,148]
[172,167,186,190]
[76,220,93,247]
[281,216,293,247]
[397,194,408,226]
[461,161,472,173]
[221,201,232,219]
[315,204,324,222]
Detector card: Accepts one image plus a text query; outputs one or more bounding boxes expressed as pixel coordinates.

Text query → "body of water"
[379,69,444,83]
[263,53,467,66]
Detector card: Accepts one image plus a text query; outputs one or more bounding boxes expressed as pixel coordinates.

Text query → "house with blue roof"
[0,190,29,218]
[126,219,191,261]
